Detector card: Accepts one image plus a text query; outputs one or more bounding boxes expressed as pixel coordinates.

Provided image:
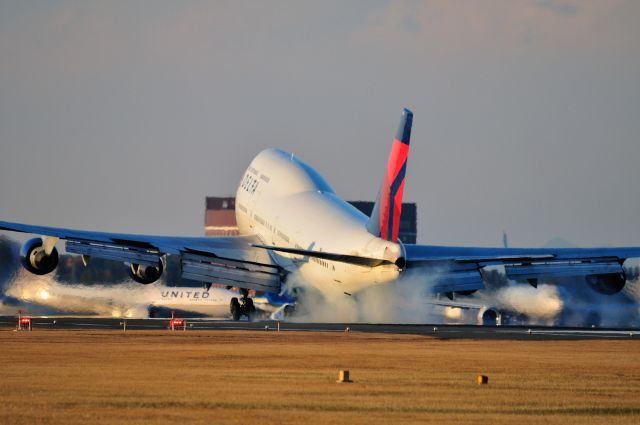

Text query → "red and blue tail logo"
[367,108,413,242]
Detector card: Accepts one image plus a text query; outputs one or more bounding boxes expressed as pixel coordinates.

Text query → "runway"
[1,315,637,340]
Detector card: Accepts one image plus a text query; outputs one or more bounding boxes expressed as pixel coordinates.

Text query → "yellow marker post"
[337,370,353,383]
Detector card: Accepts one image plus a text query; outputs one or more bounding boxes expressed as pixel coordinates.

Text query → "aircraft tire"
[246,298,255,313]
[283,304,295,317]
[230,297,241,321]
[244,298,256,321]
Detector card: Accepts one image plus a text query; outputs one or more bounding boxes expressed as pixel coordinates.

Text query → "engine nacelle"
[477,307,501,326]
[455,289,478,296]
[20,238,59,275]
[127,261,163,285]
[586,273,626,295]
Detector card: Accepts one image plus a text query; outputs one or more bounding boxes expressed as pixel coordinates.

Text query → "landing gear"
[229,289,257,321]
[283,304,296,317]
[245,298,256,321]
[230,297,241,321]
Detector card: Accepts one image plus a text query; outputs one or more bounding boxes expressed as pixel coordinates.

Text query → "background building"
[348,201,417,244]
[204,197,239,236]
[205,197,417,243]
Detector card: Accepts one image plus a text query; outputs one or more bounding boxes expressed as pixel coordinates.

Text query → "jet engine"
[585,273,626,295]
[20,238,59,275]
[127,261,163,284]
[477,307,501,326]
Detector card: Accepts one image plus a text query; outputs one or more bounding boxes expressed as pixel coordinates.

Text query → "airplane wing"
[404,244,640,295]
[0,220,283,293]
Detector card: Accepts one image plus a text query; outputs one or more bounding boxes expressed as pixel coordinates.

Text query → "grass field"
[1,328,639,424]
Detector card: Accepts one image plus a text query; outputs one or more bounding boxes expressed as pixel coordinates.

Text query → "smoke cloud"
[282,265,640,327]
[2,271,153,317]
[494,284,563,322]
[282,270,442,324]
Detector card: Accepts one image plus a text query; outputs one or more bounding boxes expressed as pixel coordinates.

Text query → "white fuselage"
[150,287,235,317]
[5,273,242,318]
[235,148,403,298]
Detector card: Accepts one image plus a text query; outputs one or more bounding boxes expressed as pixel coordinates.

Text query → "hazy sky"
[1,0,639,247]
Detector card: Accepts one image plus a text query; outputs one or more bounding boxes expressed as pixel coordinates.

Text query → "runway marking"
[525,331,633,338]
[122,324,166,329]
[70,323,113,327]
[489,328,634,336]
[531,329,633,335]
[191,324,345,332]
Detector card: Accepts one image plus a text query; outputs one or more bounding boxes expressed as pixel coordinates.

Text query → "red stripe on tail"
[380,139,410,241]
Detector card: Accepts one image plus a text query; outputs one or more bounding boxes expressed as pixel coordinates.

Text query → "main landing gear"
[283,304,296,317]
[230,288,256,321]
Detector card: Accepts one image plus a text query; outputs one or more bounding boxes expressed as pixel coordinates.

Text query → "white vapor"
[283,270,442,324]
[2,271,153,318]
[494,284,564,322]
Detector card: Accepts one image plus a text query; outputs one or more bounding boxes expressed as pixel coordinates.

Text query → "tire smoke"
[283,270,443,323]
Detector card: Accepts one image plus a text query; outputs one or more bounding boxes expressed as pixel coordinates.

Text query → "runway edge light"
[169,318,186,331]
[169,310,186,331]
[17,311,32,331]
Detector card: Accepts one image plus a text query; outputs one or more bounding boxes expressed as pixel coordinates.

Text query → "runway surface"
[1,315,638,340]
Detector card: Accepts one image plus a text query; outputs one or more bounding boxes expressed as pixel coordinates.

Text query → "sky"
[0,0,639,247]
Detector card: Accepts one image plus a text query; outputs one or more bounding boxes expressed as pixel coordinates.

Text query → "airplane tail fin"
[367,108,413,242]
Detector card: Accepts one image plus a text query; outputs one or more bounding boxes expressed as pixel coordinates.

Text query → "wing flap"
[409,263,485,294]
[505,261,623,282]
[181,252,282,293]
[430,269,485,294]
[66,240,161,266]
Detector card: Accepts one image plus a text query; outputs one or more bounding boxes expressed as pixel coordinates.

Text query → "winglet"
[367,108,413,242]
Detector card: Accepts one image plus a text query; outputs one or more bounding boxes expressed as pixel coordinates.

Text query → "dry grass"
[1,328,639,424]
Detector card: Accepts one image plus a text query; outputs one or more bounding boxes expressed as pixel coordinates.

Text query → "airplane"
[1,272,278,319]
[2,108,639,321]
